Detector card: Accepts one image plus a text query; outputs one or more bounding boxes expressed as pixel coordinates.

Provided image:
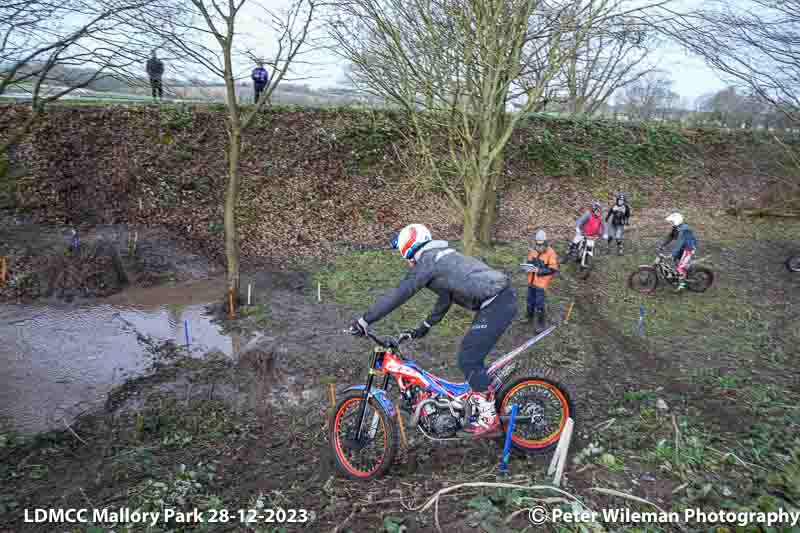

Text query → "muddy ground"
[2,211,800,533]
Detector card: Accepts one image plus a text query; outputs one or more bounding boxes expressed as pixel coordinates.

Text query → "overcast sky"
[189,0,730,103]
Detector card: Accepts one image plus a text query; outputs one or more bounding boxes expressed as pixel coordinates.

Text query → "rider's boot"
[535,308,547,334]
[675,274,687,292]
[461,388,501,439]
[617,240,624,256]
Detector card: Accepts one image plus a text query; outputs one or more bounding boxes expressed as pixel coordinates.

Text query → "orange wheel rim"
[501,380,569,448]
[333,398,388,477]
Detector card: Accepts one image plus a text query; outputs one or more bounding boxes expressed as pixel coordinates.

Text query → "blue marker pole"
[184,319,190,346]
[500,404,519,475]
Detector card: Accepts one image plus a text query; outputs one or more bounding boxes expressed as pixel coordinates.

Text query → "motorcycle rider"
[659,212,698,291]
[349,224,517,438]
[568,200,605,258]
[524,229,559,334]
[605,193,631,255]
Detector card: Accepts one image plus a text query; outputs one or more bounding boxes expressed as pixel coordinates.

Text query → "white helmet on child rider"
[665,212,683,226]
[392,224,432,259]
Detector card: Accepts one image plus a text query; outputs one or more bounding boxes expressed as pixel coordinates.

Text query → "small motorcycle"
[572,235,596,279]
[628,253,714,294]
[787,254,800,273]
[329,327,575,480]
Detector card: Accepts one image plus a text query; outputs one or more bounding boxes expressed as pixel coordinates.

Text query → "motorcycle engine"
[429,412,458,437]
[418,402,460,437]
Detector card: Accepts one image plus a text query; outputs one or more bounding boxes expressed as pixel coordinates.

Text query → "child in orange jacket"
[523,229,559,333]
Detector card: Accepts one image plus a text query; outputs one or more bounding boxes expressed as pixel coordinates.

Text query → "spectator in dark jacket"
[146,50,165,101]
[251,61,269,103]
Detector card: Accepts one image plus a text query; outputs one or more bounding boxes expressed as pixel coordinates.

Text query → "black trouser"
[150,78,162,99]
[254,82,266,103]
[457,286,518,393]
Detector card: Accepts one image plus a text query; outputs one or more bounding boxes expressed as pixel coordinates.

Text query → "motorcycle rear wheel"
[687,266,714,292]
[787,255,800,273]
[628,266,658,294]
[497,369,575,455]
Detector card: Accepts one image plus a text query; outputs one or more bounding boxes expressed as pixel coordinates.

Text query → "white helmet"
[534,229,547,242]
[665,212,683,226]
[391,224,432,259]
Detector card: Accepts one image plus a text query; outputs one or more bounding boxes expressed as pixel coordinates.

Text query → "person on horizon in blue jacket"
[252,61,269,104]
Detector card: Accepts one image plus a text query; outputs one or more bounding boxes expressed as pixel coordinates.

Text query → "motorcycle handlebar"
[346,327,410,349]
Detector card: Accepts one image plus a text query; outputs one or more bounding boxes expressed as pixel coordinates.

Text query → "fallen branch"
[706,447,768,471]
[671,414,681,471]
[328,506,357,533]
[62,417,89,446]
[414,482,584,513]
[589,488,688,533]
[726,207,800,219]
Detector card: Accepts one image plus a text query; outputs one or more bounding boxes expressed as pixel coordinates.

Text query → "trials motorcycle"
[328,327,574,480]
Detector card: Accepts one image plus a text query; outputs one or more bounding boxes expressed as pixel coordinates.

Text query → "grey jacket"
[363,241,510,326]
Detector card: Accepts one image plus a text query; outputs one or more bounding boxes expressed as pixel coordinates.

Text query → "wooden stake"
[0,257,6,284]
[397,410,408,449]
[564,302,575,323]
[228,288,235,319]
[329,383,336,408]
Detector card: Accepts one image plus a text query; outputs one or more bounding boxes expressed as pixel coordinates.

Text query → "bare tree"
[137,0,319,296]
[330,0,643,253]
[658,0,800,125]
[0,0,161,154]
[620,71,677,121]
[560,12,658,115]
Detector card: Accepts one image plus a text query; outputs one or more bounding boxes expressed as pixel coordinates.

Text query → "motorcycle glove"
[349,317,369,336]
[409,321,432,339]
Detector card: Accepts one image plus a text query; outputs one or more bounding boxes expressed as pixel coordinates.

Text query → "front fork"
[354,351,391,441]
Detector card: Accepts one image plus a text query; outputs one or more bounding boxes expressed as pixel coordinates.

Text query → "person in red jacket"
[567,200,605,257]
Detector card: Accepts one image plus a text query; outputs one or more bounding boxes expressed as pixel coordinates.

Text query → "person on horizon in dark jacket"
[146,50,165,101]
[349,223,516,439]
[251,61,269,104]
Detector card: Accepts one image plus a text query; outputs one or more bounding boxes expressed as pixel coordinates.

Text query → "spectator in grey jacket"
[349,223,516,439]
[146,50,165,101]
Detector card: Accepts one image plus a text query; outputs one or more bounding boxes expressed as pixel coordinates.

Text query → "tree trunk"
[225,128,242,295]
[478,153,503,244]
[462,206,480,257]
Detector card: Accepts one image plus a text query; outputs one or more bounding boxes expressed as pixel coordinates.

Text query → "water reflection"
[0,279,233,434]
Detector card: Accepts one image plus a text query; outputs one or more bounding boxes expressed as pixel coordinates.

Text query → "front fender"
[343,385,396,418]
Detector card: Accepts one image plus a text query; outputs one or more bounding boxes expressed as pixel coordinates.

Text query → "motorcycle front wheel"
[787,255,800,273]
[686,266,714,292]
[577,251,593,280]
[329,393,398,481]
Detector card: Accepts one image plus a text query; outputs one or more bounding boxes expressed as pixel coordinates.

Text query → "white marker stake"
[247,284,252,305]
[318,282,321,302]
[551,418,574,487]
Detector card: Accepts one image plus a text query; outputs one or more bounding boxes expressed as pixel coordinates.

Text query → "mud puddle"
[0,279,243,434]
